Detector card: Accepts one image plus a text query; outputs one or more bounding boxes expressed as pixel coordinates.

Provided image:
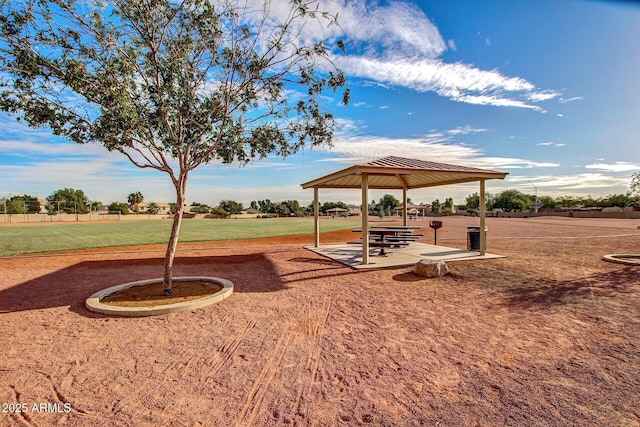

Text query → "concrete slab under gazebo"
[300,156,508,266]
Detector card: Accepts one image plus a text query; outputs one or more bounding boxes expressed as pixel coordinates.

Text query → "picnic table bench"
[349,225,423,256]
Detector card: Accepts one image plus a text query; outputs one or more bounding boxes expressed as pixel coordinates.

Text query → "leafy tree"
[190,202,210,214]
[108,202,130,215]
[0,0,348,294]
[250,201,259,211]
[47,188,89,214]
[538,195,557,209]
[209,206,229,217]
[376,194,400,214]
[256,199,275,213]
[554,195,580,209]
[288,200,305,217]
[320,201,349,215]
[465,193,479,214]
[580,194,600,208]
[490,190,531,212]
[4,194,39,214]
[631,172,640,198]
[431,199,441,214]
[442,197,454,214]
[600,193,634,208]
[147,202,160,215]
[5,197,26,214]
[275,200,304,217]
[127,192,144,211]
[255,199,304,216]
[219,200,244,215]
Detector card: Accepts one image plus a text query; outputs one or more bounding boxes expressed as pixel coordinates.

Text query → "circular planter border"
[602,254,640,265]
[85,276,234,317]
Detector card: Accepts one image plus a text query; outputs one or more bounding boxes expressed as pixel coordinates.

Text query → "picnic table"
[350,225,423,256]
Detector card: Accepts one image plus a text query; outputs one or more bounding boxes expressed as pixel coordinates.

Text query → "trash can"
[467,226,480,251]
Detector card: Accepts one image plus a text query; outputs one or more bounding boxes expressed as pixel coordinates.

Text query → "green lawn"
[0,217,361,257]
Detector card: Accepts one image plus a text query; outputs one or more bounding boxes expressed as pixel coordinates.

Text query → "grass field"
[0,217,362,257]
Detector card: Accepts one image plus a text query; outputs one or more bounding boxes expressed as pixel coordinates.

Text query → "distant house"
[37,199,48,214]
[395,203,430,217]
[347,205,361,215]
[133,202,171,214]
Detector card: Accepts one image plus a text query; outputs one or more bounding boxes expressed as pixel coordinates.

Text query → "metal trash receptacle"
[467,226,480,250]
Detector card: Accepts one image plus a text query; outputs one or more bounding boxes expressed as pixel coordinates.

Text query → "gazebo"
[326,207,348,217]
[301,156,508,265]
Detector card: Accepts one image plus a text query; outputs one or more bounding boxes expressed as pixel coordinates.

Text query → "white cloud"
[509,173,630,192]
[585,162,639,172]
[447,125,489,135]
[316,126,560,172]
[559,96,584,103]
[260,0,560,110]
[334,55,552,110]
[537,141,565,147]
[528,92,560,102]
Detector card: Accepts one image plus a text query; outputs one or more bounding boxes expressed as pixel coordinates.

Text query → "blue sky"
[1,0,639,207]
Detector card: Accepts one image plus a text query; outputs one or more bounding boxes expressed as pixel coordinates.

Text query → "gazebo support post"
[313,187,320,247]
[479,179,486,255]
[361,173,369,265]
[395,174,409,226]
[402,187,408,226]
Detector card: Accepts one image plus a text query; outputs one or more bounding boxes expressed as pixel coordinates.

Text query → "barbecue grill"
[429,220,442,245]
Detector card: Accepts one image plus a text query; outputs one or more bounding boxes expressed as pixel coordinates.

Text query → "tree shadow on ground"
[497,266,639,310]
[0,253,285,316]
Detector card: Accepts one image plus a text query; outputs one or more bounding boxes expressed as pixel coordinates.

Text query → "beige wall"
[489,211,640,219]
[2,213,266,223]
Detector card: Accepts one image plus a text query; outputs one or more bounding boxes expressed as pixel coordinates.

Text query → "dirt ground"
[1,216,639,426]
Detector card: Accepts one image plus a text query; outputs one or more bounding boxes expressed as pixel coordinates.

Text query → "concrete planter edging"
[85,276,234,317]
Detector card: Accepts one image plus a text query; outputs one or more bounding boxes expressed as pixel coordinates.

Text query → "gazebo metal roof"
[301,156,508,190]
[301,156,508,265]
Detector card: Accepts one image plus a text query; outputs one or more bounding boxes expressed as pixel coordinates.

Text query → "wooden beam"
[314,187,320,247]
[396,174,408,226]
[479,179,486,255]
[362,173,369,265]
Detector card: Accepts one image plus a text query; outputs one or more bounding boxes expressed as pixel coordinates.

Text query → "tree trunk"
[163,176,187,296]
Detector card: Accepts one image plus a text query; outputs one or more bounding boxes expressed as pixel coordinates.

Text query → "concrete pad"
[305,243,505,269]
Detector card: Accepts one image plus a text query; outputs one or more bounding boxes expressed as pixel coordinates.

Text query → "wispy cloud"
[320,123,560,171]
[315,1,559,109]
[334,55,552,110]
[559,96,584,103]
[537,141,565,147]
[585,162,639,172]
[509,173,630,192]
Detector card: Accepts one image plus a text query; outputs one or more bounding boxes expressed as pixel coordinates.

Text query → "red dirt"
[1,216,639,426]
